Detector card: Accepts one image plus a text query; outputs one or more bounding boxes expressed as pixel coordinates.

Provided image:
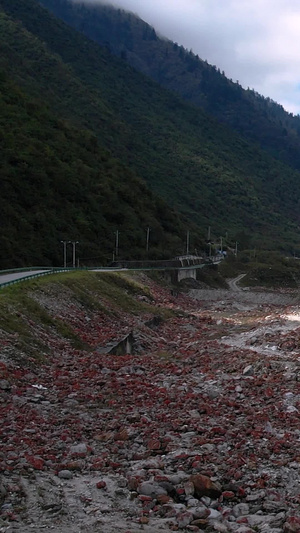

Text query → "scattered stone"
[138,481,167,497]
[2,274,300,532]
[232,503,250,517]
[0,380,11,391]
[243,364,254,376]
[176,510,194,528]
[58,470,73,480]
[70,443,88,456]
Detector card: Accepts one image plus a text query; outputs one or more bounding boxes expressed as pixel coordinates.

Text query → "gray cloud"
[86,0,300,113]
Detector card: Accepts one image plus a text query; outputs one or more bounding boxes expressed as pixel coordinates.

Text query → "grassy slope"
[0,271,172,362]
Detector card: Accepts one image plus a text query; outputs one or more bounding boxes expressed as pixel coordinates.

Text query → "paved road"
[0,270,51,286]
[0,268,127,287]
[227,273,247,291]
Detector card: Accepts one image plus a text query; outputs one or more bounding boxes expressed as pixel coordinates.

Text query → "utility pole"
[61,240,68,268]
[114,230,119,258]
[186,230,190,255]
[69,241,79,268]
[207,226,211,241]
[146,227,151,252]
[220,236,223,254]
[235,241,238,257]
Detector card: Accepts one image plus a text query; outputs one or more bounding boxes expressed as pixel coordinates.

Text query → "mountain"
[1,0,300,267]
[40,0,300,173]
[0,70,185,268]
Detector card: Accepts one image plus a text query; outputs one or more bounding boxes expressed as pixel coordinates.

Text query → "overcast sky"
[89,0,300,114]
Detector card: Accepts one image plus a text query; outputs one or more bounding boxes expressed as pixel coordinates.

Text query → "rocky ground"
[1,274,300,532]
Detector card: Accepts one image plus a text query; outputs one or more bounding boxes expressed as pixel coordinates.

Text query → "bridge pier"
[177,267,197,282]
[162,267,198,284]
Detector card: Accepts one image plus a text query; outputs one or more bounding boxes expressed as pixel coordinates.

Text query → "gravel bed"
[1,277,300,532]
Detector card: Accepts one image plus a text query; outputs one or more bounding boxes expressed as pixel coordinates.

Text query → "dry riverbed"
[1,274,300,532]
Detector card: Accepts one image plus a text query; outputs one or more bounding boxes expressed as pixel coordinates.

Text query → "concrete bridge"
[111,255,217,283]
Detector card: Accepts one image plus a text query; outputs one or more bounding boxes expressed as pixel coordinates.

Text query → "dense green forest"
[0,71,187,268]
[40,0,300,172]
[2,0,300,268]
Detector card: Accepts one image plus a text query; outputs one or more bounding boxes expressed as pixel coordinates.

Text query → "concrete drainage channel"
[97,331,135,356]
[97,316,163,356]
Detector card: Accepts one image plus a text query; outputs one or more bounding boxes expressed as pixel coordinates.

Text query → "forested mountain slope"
[1,0,300,263]
[40,0,300,173]
[0,71,185,268]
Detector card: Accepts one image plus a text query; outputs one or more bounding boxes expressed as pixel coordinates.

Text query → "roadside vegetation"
[219,251,300,289]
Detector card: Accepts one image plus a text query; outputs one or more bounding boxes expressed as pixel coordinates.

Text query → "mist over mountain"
[39,0,300,173]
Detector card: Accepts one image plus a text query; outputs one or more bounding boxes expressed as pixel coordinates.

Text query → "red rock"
[138,495,153,502]
[191,519,209,528]
[236,516,249,524]
[114,428,129,441]
[96,481,106,489]
[24,454,44,470]
[64,461,82,471]
[156,494,172,504]
[109,461,122,469]
[222,490,235,500]
[128,477,141,491]
[147,439,161,450]
[191,460,202,469]
[284,516,300,532]
[159,505,177,518]
[189,474,222,499]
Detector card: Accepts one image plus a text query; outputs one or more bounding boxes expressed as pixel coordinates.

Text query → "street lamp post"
[114,231,119,258]
[69,241,79,268]
[61,240,68,268]
[146,227,151,253]
[186,230,190,255]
